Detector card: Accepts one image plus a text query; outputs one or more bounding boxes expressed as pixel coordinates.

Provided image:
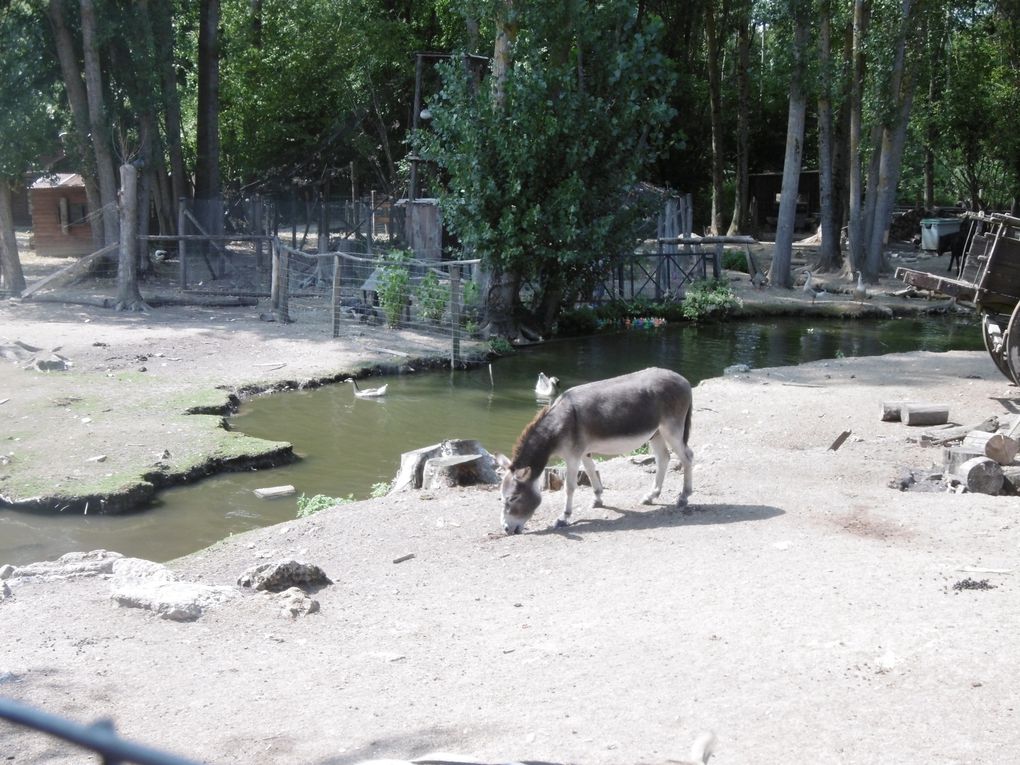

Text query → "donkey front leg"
[581,455,604,508]
[641,433,670,505]
[556,456,581,527]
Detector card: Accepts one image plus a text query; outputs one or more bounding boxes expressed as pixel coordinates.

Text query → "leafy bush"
[556,305,600,336]
[489,337,515,355]
[377,250,412,327]
[681,279,742,321]
[721,249,749,273]
[296,493,353,518]
[370,481,391,498]
[415,269,447,323]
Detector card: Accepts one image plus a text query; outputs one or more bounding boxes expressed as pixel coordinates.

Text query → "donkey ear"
[495,453,512,470]
[514,466,532,482]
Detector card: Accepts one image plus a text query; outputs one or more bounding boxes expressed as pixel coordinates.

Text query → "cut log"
[921,417,999,445]
[961,431,1019,466]
[542,466,600,491]
[951,456,1004,496]
[253,485,295,499]
[880,401,914,422]
[943,446,987,475]
[901,404,950,427]
[1000,465,1020,493]
[828,430,852,451]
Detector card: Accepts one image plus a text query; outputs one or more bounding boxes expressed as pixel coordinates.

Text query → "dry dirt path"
[2,349,1019,765]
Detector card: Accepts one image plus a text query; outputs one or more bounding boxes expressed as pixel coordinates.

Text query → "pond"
[0,315,984,566]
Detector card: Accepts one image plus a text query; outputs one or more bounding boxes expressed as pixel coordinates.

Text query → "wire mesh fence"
[271,243,483,365]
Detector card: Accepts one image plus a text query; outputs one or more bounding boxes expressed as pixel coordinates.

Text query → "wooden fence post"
[275,242,290,323]
[332,254,343,338]
[178,197,188,289]
[450,264,461,368]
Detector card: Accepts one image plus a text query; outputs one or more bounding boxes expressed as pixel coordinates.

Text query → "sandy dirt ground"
[4,241,1018,764]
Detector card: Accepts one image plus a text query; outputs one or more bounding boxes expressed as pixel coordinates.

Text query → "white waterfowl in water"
[534,372,559,398]
[346,378,388,398]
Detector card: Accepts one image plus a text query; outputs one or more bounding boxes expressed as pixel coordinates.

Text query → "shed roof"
[30,173,84,189]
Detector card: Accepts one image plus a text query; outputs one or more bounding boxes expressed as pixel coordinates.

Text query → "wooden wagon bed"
[896,212,1020,384]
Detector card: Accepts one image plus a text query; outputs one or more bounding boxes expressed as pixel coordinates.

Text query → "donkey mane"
[511,404,552,465]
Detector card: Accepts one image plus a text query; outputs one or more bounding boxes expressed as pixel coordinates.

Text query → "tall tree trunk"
[705,1,725,235]
[770,12,809,290]
[846,0,868,277]
[864,0,917,280]
[116,164,146,310]
[0,182,26,296]
[153,0,188,215]
[47,0,104,248]
[728,1,752,235]
[80,0,120,247]
[195,0,222,238]
[484,0,522,336]
[816,0,841,272]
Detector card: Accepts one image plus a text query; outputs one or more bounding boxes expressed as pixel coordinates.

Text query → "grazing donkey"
[495,367,694,534]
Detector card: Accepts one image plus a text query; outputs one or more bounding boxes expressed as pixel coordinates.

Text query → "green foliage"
[296,492,352,518]
[681,280,742,321]
[420,0,676,325]
[414,269,447,323]
[370,481,390,498]
[556,306,600,336]
[377,250,412,327]
[0,1,60,181]
[721,250,749,273]
[488,337,515,355]
[462,279,481,307]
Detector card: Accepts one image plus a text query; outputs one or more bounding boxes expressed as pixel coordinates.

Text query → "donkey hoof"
[641,493,658,505]
[554,517,571,528]
[591,497,604,509]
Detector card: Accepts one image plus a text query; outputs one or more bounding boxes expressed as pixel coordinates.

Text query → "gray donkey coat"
[496,367,693,534]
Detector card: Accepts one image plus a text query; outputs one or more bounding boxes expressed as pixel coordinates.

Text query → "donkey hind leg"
[556,455,582,527]
[581,455,604,508]
[641,432,671,505]
[660,417,694,508]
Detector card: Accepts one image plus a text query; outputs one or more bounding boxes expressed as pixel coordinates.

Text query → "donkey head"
[495,454,542,534]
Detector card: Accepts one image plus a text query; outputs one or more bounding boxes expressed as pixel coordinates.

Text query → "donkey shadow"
[529,502,783,540]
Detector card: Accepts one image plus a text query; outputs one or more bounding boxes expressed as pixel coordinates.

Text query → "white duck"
[801,269,824,303]
[853,271,868,302]
[535,372,560,399]
[346,378,388,398]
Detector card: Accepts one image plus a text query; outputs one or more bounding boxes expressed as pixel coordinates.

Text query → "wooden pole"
[178,197,188,289]
[332,254,342,338]
[275,242,290,323]
[270,237,280,310]
[450,264,461,368]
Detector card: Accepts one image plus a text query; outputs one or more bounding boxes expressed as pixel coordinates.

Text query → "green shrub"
[370,481,391,498]
[556,305,600,336]
[415,269,447,323]
[681,279,742,321]
[296,493,353,518]
[721,249,749,273]
[489,337,515,355]
[377,250,412,327]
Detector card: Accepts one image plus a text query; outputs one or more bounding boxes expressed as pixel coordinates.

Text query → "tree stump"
[422,454,488,489]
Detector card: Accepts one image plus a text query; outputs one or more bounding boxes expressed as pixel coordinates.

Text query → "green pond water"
[0,316,984,566]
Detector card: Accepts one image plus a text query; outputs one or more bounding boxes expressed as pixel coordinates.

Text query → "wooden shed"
[29,174,95,257]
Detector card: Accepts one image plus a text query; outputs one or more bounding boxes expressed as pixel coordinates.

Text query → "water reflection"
[0,316,983,565]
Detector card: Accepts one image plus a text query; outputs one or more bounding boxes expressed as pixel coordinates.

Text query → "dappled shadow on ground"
[528,502,783,540]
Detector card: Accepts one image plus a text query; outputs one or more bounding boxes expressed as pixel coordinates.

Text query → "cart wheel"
[983,314,1015,383]
[1004,304,1020,385]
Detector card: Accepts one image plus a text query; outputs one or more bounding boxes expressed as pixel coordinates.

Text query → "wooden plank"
[893,267,977,300]
[921,417,999,445]
[253,484,296,499]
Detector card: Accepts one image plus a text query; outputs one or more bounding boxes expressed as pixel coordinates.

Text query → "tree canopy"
[2,0,1019,324]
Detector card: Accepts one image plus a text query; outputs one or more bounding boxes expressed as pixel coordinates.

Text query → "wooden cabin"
[29,174,95,257]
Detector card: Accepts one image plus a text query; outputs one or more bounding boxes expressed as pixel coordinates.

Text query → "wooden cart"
[896,212,1020,383]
